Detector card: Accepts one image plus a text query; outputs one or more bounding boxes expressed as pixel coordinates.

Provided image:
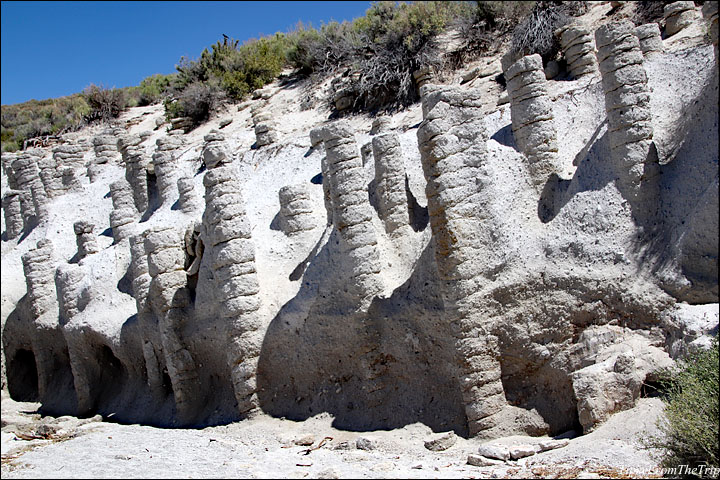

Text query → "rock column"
[55,263,87,324]
[1,152,19,189]
[177,176,200,213]
[22,239,58,318]
[89,134,120,181]
[153,136,183,205]
[124,146,149,214]
[129,234,165,398]
[320,122,384,305]
[635,23,663,55]
[37,153,64,198]
[74,221,100,259]
[557,24,598,78]
[277,184,317,236]
[595,21,655,207]
[11,154,44,229]
[2,190,23,239]
[372,133,409,236]
[202,152,263,415]
[417,86,507,438]
[252,105,278,147]
[109,179,137,243]
[506,54,558,188]
[145,226,199,423]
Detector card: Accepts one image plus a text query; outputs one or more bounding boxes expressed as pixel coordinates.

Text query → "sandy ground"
[2,389,666,479]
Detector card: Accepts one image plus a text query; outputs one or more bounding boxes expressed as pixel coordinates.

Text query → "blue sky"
[1,1,372,105]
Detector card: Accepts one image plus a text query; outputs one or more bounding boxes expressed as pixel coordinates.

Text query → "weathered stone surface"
[664,2,697,36]
[277,184,317,236]
[2,190,23,239]
[558,24,598,78]
[467,454,505,467]
[595,21,657,212]
[372,133,409,235]
[423,432,457,451]
[635,23,663,55]
[477,444,511,461]
[506,54,558,187]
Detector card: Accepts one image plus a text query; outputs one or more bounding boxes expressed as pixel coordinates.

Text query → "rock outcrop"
[320,122,384,307]
[556,24,598,79]
[595,21,657,215]
[152,136,183,206]
[202,148,263,416]
[2,190,23,239]
[506,54,558,188]
[664,1,697,36]
[417,85,507,438]
[635,23,663,56]
[371,133,409,236]
[277,184,318,236]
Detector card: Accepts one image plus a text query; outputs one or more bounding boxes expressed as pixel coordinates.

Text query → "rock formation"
[124,145,150,214]
[505,54,558,188]
[417,85,508,438]
[371,133,409,236]
[2,190,23,239]
[320,122,384,307]
[144,226,199,423]
[635,23,663,56]
[176,176,200,213]
[664,1,697,36]
[595,21,657,214]
[277,184,318,236]
[152,136,183,206]
[201,144,263,416]
[11,153,45,229]
[109,179,137,243]
[73,221,100,259]
[89,133,121,182]
[556,24,598,78]
[252,104,278,147]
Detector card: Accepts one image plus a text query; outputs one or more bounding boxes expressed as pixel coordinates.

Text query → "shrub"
[645,338,719,475]
[452,1,535,67]
[139,73,176,106]
[165,80,225,127]
[82,84,126,122]
[510,1,585,64]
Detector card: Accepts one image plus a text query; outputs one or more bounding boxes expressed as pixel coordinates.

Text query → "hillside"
[1,1,718,478]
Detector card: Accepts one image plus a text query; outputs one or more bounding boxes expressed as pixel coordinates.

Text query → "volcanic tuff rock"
[1,8,717,446]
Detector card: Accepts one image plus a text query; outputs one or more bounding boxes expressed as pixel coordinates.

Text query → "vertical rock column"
[2,190,23,239]
[506,54,558,189]
[556,24,598,78]
[252,104,278,147]
[153,136,183,206]
[372,133,409,236]
[124,146,149,214]
[73,221,100,259]
[21,240,60,400]
[664,1,697,36]
[277,184,318,236]
[635,23,663,56]
[89,134,120,182]
[310,126,334,226]
[1,152,19,189]
[55,263,87,324]
[53,143,86,192]
[109,179,137,243]
[11,154,45,229]
[129,234,165,398]
[320,122,384,305]
[37,153,64,198]
[145,226,199,423]
[202,143,263,415]
[417,86,507,438]
[177,176,200,213]
[595,21,655,208]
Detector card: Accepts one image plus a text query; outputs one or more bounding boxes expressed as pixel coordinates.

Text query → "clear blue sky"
[1,1,373,105]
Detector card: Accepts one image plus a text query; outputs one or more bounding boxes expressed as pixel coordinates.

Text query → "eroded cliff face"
[1,8,718,439]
